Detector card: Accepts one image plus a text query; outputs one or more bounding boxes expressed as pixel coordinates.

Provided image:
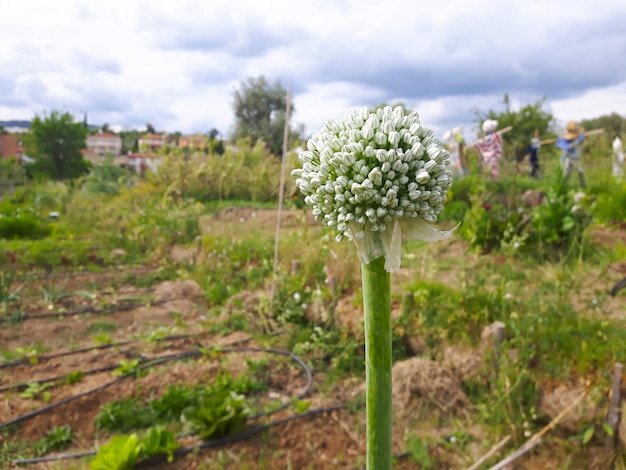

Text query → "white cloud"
[0,0,624,138]
[551,81,626,126]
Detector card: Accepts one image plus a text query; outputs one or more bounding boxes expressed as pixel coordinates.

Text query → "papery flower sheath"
[292,106,454,272]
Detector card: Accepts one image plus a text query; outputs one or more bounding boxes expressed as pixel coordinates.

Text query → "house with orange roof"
[126,152,162,175]
[86,131,122,158]
[178,134,209,149]
[138,134,166,152]
[80,149,100,165]
[0,135,24,160]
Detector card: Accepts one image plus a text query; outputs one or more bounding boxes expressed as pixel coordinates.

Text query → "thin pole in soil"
[488,389,589,470]
[270,86,292,304]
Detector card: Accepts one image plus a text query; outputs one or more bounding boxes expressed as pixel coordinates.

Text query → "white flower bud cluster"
[292,106,453,241]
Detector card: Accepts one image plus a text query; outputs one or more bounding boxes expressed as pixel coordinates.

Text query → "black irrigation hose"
[16,288,156,305]
[11,404,348,466]
[0,363,120,393]
[8,264,156,283]
[0,331,205,370]
[0,351,198,432]
[0,299,168,324]
[0,328,285,370]
[0,337,285,396]
[0,345,311,433]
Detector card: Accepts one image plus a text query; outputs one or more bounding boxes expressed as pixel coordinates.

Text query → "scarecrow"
[474,119,505,179]
[443,127,466,178]
[556,121,586,188]
[529,129,541,178]
[613,134,624,180]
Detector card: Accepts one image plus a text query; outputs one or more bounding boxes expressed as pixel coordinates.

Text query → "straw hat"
[563,121,583,140]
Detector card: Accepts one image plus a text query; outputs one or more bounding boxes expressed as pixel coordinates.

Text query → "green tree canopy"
[473,94,556,162]
[231,76,295,156]
[369,102,412,115]
[579,112,625,141]
[30,110,89,179]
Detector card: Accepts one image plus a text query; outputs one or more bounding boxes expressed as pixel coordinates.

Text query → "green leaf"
[582,426,594,445]
[602,422,614,437]
[561,216,575,232]
[140,426,179,462]
[182,391,248,440]
[89,434,141,470]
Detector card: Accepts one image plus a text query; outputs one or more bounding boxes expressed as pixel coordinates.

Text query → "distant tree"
[30,110,89,179]
[0,125,7,135]
[145,123,156,133]
[207,128,220,140]
[167,131,182,146]
[369,102,412,115]
[580,112,625,140]
[120,130,141,154]
[472,94,556,162]
[232,76,299,156]
[101,123,110,133]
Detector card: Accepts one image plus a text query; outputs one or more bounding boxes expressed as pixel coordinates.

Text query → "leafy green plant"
[92,333,113,346]
[66,371,85,385]
[0,270,23,304]
[405,432,434,469]
[86,321,117,335]
[89,434,142,470]
[34,425,74,455]
[39,271,68,302]
[19,382,52,401]
[292,325,364,375]
[112,359,146,378]
[182,390,248,440]
[591,180,626,225]
[0,345,45,364]
[140,426,179,462]
[96,371,264,434]
[96,398,156,433]
[522,171,592,261]
[0,205,51,240]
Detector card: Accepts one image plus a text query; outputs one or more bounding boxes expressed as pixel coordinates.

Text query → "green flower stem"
[361,256,392,470]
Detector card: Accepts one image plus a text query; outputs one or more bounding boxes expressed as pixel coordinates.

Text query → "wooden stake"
[491,321,505,377]
[465,126,514,149]
[488,389,589,470]
[270,87,292,303]
[467,435,512,470]
[540,128,605,145]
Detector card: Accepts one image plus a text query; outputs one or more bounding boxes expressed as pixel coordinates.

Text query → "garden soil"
[2,208,626,469]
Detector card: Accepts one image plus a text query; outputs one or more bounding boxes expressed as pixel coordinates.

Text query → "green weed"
[34,425,74,455]
[85,321,117,335]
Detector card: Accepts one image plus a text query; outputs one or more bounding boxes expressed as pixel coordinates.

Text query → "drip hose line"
[0,299,168,324]
[0,332,215,370]
[12,405,347,466]
[0,346,311,433]
[0,329,284,370]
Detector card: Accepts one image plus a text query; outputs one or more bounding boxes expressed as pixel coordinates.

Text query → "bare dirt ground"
[2,208,625,469]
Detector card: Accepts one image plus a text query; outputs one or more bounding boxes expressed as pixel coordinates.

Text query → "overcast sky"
[1,0,625,139]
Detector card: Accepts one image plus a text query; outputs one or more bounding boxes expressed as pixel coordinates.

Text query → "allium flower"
[292,106,454,272]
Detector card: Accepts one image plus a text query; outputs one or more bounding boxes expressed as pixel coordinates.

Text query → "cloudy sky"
[1,0,625,139]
